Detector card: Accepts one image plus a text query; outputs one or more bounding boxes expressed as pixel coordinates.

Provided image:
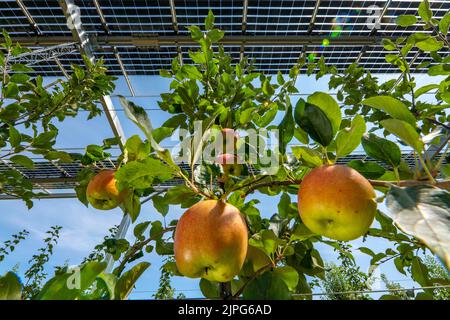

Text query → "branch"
[241,178,450,197]
[114,226,175,277]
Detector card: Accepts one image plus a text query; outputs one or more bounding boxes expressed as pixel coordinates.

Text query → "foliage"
[0,2,450,300]
[154,257,186,300]
[315,243,373,300]
[0,30,116,208]
[0,229,29,262]
[21,226,62,300]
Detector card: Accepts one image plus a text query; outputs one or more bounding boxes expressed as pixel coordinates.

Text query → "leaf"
[124,135,150,162]
[123,194,141,222]
[290,223,315,241]
[9,126,21,148]
[187,25,203,41]
[439,12,450,35]
[291,146,323,168]
[335,114,366,158]
[414,84,439,98]
[361,96,416,127]
[242,271,292,300]
[205,10,215,30]
[411,257,430,287]
[361,133,402,167]
[347,160,386,179]
[152,195,169,216]
[307,92,342,135]
[0,272,22,300]
[278,105,294,154]
[277,193,291,219]
[115,262,150,300]
[295,100,334,147]
[273,266,299,291]
[381,119,424,153]
[418,0,432,22]
[36,262,106,300]
[207,29,224,43]
[9,155,34,169]
[396,15,417,27]
[386,185,450,269]
[415,36,444,52]
[180,65,203,81]
[115,158,175,191]
[199,278,220,299]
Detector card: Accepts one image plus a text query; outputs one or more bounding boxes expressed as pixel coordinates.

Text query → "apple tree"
[1,1,449,300]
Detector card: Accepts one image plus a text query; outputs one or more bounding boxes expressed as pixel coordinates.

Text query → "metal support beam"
[55,56,69,78]
[0,192,77,200]
[114,48,135,96]
[59,0,129,273]
[11,35,393,48]
[308,0,321,34]
[16,0,41,35]
[169,0,179,33]
[8,42,78,67]
[370,0,392,36]
[242,0,248,33]
[93,0,110,34]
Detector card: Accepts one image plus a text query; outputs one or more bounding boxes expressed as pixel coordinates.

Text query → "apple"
[221,128,239,153]
[214,153,242,182]
[174,200,248,282]
[86,170,126,210]
[298,165,377,241]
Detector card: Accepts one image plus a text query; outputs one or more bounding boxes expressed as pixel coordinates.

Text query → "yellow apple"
[174,200,248,282]
[298,165,377,241]
[86,170,126,210]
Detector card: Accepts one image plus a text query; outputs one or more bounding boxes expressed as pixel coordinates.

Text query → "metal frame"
[58,0,129,272]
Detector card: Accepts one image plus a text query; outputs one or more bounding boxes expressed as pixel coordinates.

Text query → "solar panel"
[1,0,448,76]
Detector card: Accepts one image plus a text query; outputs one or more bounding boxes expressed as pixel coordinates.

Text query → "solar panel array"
[1,0,449,76]
[1,152,446,196]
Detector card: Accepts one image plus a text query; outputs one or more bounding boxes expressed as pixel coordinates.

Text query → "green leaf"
[381,119,424,153]
[361,96,416,127]
[0,272,22,300]
[291,146,323,168]
[207,29,224,43]
[347,160,386,179]
[414,84,439,98]
[199,278,220,299]
[361,133,402,167]
[9,155,34,169]
[396,15,418,27]
[290,223,315,241]
[415,36,444,52]
[439,12,450,35]
[188,25,203,41]
[9,126,21,148]
[295,100,334,147]
[277,193,291,219]
[273,266,299,291]
[205,10,215,30]
[278,105,294,153]
[36,262,106,300]
[262,79,274,96]
[181,65,203,80]
[335,114,366,158]
[242,271,291,300]
[411,257,430,287]
[115,158,175,191]
[152,195,169,216]
[307,92,342,135]
[254,106,278,127]
[386,185,450,269]
[418,0,432,22]
[115,262,150,300]
[124,135,150,162]
[123,194,141,222]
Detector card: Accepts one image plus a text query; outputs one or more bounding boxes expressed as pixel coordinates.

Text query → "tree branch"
[241,178,450,197]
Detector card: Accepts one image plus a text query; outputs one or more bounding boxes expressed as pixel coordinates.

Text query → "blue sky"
[0,72,443,299]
